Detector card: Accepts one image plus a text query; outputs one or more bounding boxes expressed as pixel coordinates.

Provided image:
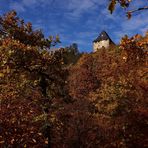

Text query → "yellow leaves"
[33,80,39,86]
[8,49,14,56]
[50,113,56,123]
[0,73,4,77]
[33,114,47,122]
[49,35,60,44]
[55,34,61,43]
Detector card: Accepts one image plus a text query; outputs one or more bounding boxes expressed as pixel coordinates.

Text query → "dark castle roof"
[93,31,115,44]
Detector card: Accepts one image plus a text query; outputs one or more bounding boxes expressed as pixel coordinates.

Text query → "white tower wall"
[93,39,110,52]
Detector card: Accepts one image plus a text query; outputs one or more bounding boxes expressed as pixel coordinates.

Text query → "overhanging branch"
[128,6,148,14]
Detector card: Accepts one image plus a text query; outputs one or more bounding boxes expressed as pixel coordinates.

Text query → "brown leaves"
[0,10,61,48]
[108,0,116,14]
[0,9,148,147]
[120,34,147,65]
[67,32,148,147]
[108,0,148,19]
[108,0,130,14]
[68,54,100,99]
[127,12,132,19]
[0,10,68,147]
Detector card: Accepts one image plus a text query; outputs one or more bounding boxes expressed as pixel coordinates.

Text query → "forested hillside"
[0,10,148,148]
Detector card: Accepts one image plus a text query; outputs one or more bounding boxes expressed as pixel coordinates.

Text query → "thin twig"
[128,6,148,14]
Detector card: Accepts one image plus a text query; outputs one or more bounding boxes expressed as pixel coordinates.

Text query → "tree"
[0,10,61,48]
[62,43,82,66]
[68,53,100,99]
[68,32,148,147]
[1,9,148,147]
[0,11,67,147]
[108,0,148,19]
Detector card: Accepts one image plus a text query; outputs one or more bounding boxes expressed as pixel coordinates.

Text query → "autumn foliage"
[0,11,67,147]
[108,0,148,19]
[0,11,148,147]
[68,33,148,147]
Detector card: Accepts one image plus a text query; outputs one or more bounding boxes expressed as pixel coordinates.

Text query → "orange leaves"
[119,34,147,65]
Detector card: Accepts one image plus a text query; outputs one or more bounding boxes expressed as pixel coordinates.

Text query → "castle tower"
[93,31,115,52]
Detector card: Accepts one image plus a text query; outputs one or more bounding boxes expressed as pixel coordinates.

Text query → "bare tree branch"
[128,6,148,14]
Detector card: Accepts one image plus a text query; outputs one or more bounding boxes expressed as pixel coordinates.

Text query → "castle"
[93,31,115,52]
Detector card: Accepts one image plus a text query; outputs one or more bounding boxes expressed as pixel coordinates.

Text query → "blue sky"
[0,0,148,52]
